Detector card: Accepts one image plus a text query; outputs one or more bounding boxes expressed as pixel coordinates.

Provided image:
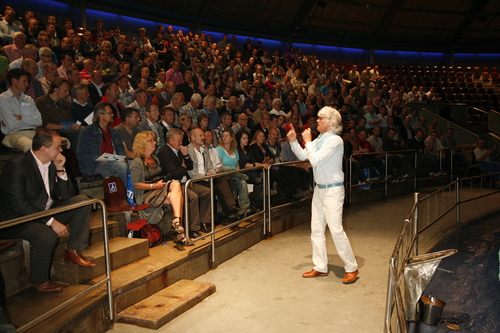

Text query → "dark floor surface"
[411,215,500,332]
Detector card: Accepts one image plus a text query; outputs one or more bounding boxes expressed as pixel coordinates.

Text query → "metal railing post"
[384,258,396,333]
[210,177,215,263]
[267,165,272,234]
[456,178,460,223]
[413,192,419,256]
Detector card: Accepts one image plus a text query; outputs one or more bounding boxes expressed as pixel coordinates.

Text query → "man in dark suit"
[157,128,210,239]
[87,70,104,107]
[158,106,178,138]
[0,129,96,293]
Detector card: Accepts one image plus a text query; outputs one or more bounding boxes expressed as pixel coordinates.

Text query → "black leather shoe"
[200,223,210,233]
[189,231,202,239]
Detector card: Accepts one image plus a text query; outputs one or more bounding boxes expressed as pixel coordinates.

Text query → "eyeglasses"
[41,54,52,57]
[102,112,113,115]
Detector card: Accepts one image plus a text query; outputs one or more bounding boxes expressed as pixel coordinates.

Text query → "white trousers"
[310,185,358,273]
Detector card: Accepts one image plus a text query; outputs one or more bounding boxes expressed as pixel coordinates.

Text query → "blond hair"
[133,131,157,158]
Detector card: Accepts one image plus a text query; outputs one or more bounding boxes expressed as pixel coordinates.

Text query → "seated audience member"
[116,75,133,107]
[236,129,262,183]
[202,96,221,130]
[424,130,445,175]
[66,66,82,86]
[0,129,96,294]
[187,128,240,220]
[266,127,311,192]
[21,58,44,100]
[87,69,104,106]
[473,139,492,163]
[128,88,149,119]
[153,81,176,108]
[176,70,200,102]
[179,93,203,124]
[36,77,82,143]
[39,62,59,94]
[56,52,74,79]
[479,143,500,179]
[71,83,94,126]
[357,128,385,178]
[157,128,210,238]
[398,116,414,148]
[178,113,193,146]
[440,128,468,171]
[283,113,300,134]
[214,111,233,142]
[4,32,25,63]
[250,111,270,139]
[130,131,190,245]
[139,103,165,150]
[197,113,210,131]
[114,107,141,159]
[408,129,437,176]
[79,58,95,84]
[349,127,379,181]
[158,106,178,137]
[249,130,303,202]
[76,102,128,185]
[95,50,118,82]
[382,128,413,176]
[342,130,369,185]
[216,129,251,216]
[0,69,42,152]
[204,129,221,168]
[232,113,250,134]
[100,82,124,127]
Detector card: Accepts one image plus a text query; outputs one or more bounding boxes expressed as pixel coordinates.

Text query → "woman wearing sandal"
[130,131,192,246]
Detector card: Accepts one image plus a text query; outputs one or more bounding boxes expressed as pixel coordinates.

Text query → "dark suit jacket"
[157,144,193,181]
[250,123,268,140]
[249,143,273,164]
[0,151,73,223]
[87,82,104,107]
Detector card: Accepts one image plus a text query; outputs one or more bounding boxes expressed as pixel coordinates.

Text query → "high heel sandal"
[176,232,193,246]
[171,217,184,233]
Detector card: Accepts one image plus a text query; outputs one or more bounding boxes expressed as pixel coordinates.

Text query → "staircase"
[1,199,313,332]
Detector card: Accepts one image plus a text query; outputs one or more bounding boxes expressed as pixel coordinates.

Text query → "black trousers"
[0,195,91,283]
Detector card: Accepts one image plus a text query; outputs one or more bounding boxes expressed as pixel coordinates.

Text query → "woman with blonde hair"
[130,131,191,246]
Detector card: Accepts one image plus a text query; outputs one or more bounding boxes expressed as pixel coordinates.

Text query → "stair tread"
[117,279,215,329]
[54,237,148,262]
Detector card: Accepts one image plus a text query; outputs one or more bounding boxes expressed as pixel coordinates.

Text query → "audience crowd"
[0,5,492,229]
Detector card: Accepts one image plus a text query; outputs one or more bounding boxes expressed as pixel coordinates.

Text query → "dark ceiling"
[88,0,500,53]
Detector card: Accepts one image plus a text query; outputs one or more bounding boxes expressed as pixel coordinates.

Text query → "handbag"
[127,218,166,247]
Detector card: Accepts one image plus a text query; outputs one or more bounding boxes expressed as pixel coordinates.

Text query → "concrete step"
[53,211,123,259]
[0,240,28,297]
[51,237,149,284]
[117,279,216,329]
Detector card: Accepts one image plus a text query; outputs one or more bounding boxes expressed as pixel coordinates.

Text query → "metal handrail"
[264,159,313,232]
[384,171,500,332]
[0,198,113,333]
[348,149,417,203]
[183,166,267,263]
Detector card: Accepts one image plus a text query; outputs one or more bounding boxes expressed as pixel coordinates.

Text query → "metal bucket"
[420,294,446,325]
